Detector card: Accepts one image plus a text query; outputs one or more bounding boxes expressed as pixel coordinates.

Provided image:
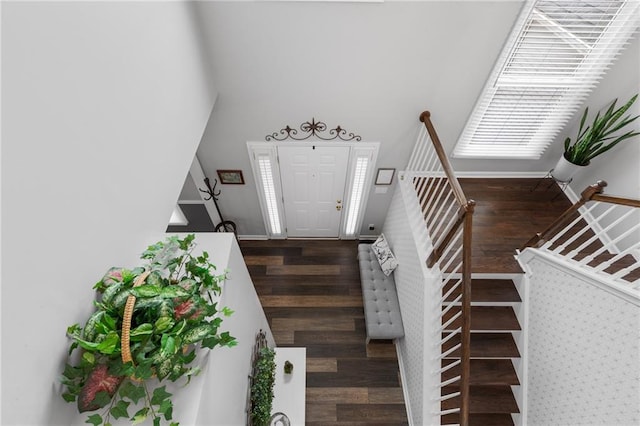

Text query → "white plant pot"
[551,155,587,182]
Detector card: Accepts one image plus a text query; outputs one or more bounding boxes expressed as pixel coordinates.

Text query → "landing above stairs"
[459,178,573,274]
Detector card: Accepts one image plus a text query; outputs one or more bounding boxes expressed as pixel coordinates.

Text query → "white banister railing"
[403,111,474,426]
[522,181,640,292]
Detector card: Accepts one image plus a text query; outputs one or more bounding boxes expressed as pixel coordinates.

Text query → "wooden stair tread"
[545,249,640,282]
[442,333,520,358]
[442,359,519,386]
[444,279,521,303]
[443,306,521,331]
[442,385,520,413]
[442,413,514,426]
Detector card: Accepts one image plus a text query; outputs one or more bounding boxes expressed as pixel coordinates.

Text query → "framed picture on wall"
[375,168,395,185]
[217,170,245,185]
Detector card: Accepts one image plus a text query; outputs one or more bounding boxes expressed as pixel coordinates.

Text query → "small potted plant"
[61,234,237,426]
[552,94,639,182]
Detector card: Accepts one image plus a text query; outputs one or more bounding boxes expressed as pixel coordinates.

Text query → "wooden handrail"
[420,111,468,208]
[521,181,608,250]
[418,111,473,426]
[522,180,640,252]
[591,194,640,208]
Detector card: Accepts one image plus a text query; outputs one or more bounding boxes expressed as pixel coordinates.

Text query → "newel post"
[459,199,475,426]
[521,181,607,250]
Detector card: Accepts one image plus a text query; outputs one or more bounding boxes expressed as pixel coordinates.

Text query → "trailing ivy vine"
[250,346,276,426]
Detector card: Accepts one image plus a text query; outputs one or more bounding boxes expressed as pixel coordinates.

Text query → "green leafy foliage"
[61,234,237,425]
[564,94,640,166]
[250,347,276,426]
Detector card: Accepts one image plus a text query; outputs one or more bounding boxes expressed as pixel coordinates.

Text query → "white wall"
[566,33,640,199]
[521,254,640,425]
[1,2,215,424]
[191,1,523,237]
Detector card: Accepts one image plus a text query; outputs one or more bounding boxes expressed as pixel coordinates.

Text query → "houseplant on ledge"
[552,93,639,182]
[61,234,237,426]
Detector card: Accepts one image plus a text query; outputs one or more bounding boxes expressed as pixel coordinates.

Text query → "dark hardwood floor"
[239,178,576,424]
[240,239,407,425]
[459,178,573,273]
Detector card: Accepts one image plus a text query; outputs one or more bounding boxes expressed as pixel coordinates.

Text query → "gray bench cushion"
[358,244,404,340]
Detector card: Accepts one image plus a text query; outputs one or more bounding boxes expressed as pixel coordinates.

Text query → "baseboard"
[237,234,269,240]
[561,183,580,203]
[395,341,414,426]
[454,171,550,178]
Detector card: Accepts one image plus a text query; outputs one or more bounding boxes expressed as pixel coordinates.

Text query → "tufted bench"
[357,244,404,343]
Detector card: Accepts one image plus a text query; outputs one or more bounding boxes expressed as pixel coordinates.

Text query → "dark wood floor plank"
[306,387,369,404]
[243,255,283,265]
[267,264,342,275]
[272,317,356,332]
[368,387,406,404]
[240,246,302,256]
[259,295,363,308]
[305,343,368,359]
[306,358,338,373]
[284,255,360,265]
[459,178,573,274]
[337,404,408,422]
[271,284,353,296]
[307,364,400,388]
[306,403,337,422]
[294,330,365,345]
[252,274,362,286]
[263,306,364,319]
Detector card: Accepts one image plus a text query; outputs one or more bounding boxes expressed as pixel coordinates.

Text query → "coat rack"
[199,177,237,236]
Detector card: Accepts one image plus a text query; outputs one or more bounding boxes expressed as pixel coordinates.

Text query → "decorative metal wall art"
[265,118,362,142]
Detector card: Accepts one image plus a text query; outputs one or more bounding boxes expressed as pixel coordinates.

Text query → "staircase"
[441,277,522,425]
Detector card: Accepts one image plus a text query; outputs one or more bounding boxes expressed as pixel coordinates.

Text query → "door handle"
[336,205,342,211]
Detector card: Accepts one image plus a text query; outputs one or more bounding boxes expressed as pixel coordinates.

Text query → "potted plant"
[552,94,639,182]
[61,234,237,426]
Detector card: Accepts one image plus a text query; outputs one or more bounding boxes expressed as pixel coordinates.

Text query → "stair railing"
[522,180,640,289]
[406,111,474,426]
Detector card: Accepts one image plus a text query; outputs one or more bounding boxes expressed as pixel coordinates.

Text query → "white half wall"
[383,177,441,425]
[521,253,640,425]
[195,234,275,425]
[2,2,216,424]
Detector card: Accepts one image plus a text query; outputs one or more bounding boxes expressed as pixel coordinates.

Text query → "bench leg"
[366,336,370,345]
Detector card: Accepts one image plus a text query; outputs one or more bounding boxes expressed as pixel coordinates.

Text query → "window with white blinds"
[344,156,369,236]
[454,0,640,159]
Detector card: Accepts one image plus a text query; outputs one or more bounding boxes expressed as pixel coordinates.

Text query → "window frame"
[454,0,640,160]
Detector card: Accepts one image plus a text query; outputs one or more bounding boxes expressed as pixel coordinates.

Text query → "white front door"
[278,145,350,237]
